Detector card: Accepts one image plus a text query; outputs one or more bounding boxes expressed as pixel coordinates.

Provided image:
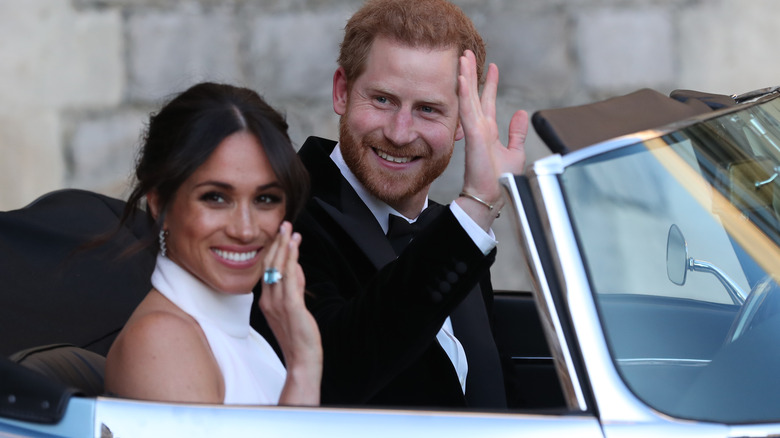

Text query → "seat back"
[10,344,106,397]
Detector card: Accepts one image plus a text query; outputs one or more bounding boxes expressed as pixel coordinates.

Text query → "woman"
[105,82,321,405]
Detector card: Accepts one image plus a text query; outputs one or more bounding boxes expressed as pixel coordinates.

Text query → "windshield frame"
[516,90,780,427]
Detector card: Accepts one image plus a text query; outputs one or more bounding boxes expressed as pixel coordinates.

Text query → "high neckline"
[151,255,253,339]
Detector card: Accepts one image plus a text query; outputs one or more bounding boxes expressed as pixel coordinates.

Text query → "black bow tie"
[387,214,418,255]
[386,207,438,255]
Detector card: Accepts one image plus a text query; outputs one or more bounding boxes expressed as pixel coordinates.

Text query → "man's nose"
[383,109,417,146]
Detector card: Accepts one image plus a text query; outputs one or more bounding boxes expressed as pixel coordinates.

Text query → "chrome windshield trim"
[500,173,588,411]
[733,85,780,103]
[533,134,656,176]
[559,134,657,167]
[527,169,665,423]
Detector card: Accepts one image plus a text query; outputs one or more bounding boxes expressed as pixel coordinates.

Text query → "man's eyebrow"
[369,86,449,107]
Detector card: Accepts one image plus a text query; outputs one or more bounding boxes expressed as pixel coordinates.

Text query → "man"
[253,0,527,408]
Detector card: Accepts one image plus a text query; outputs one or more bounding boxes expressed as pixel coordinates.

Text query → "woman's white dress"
[151,255,286,404]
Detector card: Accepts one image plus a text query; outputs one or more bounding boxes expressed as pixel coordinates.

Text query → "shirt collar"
[330,143,428,234]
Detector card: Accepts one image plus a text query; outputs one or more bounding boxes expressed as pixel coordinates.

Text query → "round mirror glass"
[666,224,688,285]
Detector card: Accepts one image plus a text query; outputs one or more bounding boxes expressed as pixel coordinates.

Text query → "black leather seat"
[10,344,106,397]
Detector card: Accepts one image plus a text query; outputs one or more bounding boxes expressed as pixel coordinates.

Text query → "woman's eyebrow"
[194,180,282,191]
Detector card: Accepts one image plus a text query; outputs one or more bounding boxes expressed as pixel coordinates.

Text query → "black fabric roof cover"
[0,189,155,356]
[532,88,737,155]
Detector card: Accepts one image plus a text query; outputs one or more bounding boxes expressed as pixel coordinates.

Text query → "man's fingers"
[458,53,480,123]
[481,63,499,120]
[503,110,529,174]
[507,110,529,152]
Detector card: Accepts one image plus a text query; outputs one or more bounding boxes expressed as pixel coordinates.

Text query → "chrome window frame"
[500,91,780,430]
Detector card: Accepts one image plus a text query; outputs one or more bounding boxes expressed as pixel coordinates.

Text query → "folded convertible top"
[532,88,737,155]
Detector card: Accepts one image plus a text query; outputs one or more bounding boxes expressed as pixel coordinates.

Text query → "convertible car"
[3,85,780,437]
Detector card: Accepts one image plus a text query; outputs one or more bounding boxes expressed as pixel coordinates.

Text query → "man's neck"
[330,143,429,232]
[387,193,428,220]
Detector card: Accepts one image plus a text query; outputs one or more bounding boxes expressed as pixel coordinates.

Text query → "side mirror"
[665,224,746,304]
[666,224,688,285]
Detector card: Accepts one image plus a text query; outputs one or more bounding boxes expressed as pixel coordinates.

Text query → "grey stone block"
[127,5,245,103]
[577,7,674,92]
[0,111,64,211]
[65,110,148,198]
[246,10,346,101]
[480,12,574,103]
[678,0,780,95]
[0,0,123,109]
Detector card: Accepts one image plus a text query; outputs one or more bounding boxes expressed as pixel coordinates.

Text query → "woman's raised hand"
[260,221,322,405]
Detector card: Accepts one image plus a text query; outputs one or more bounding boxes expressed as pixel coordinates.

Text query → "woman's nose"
[227,204,258,242]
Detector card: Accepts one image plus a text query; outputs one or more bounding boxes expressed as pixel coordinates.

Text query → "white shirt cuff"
[449,202,497,256]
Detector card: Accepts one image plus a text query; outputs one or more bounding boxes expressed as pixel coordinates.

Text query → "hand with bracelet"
[455,49,528,232]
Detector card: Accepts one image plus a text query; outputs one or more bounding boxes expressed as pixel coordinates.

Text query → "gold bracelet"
[459,192,501,218]
[459,192,495,211]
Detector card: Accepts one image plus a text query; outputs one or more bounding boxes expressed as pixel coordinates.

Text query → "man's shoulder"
[299,136,337,158]
[299,136,338,176]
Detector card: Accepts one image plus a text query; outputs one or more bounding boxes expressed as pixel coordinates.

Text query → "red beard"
[338,115,452,206]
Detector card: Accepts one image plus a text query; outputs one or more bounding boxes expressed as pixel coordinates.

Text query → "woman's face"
[158,131,286,294]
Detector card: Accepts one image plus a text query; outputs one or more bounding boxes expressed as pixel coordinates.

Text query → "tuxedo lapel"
[301,137,396,269]
[314,196,396,269]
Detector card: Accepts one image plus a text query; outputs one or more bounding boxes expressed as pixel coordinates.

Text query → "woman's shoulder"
[105,292,223,402]
[124,307,202,346]
[116,291,205,348]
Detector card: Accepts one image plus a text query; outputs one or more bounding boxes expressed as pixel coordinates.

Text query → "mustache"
[362,135,428,158]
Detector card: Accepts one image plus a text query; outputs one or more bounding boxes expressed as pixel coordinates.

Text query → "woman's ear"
[146,190,162,222]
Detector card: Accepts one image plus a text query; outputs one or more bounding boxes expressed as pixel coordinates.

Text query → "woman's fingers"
[263,222,285,274]
[260,221,307,315]
[263,222,291,285]
[284,232,304,299]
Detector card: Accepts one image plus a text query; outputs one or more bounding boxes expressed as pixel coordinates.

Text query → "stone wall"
[3,0,779,290]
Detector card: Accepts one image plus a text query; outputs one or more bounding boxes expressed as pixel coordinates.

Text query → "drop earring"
[159,229,169,257]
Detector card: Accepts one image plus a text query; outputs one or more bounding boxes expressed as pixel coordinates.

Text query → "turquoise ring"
[263,267,283,285]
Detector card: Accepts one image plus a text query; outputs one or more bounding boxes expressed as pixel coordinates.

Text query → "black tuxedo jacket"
[252,136,506,408]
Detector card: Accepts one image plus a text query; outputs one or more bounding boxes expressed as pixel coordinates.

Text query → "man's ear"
[332,67,349,116]
[146,190,162,223]
[454,120,465,142]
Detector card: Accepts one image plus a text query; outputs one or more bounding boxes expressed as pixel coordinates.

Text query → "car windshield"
[561,94,780,424]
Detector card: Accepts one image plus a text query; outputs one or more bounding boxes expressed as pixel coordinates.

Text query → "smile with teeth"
[213,249,257,262]
[375,148,413,164]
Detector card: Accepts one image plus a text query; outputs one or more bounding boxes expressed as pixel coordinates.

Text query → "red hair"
[338,0,486,88]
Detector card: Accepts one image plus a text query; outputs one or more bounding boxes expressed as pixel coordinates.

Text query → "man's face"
[333,36,464,214]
